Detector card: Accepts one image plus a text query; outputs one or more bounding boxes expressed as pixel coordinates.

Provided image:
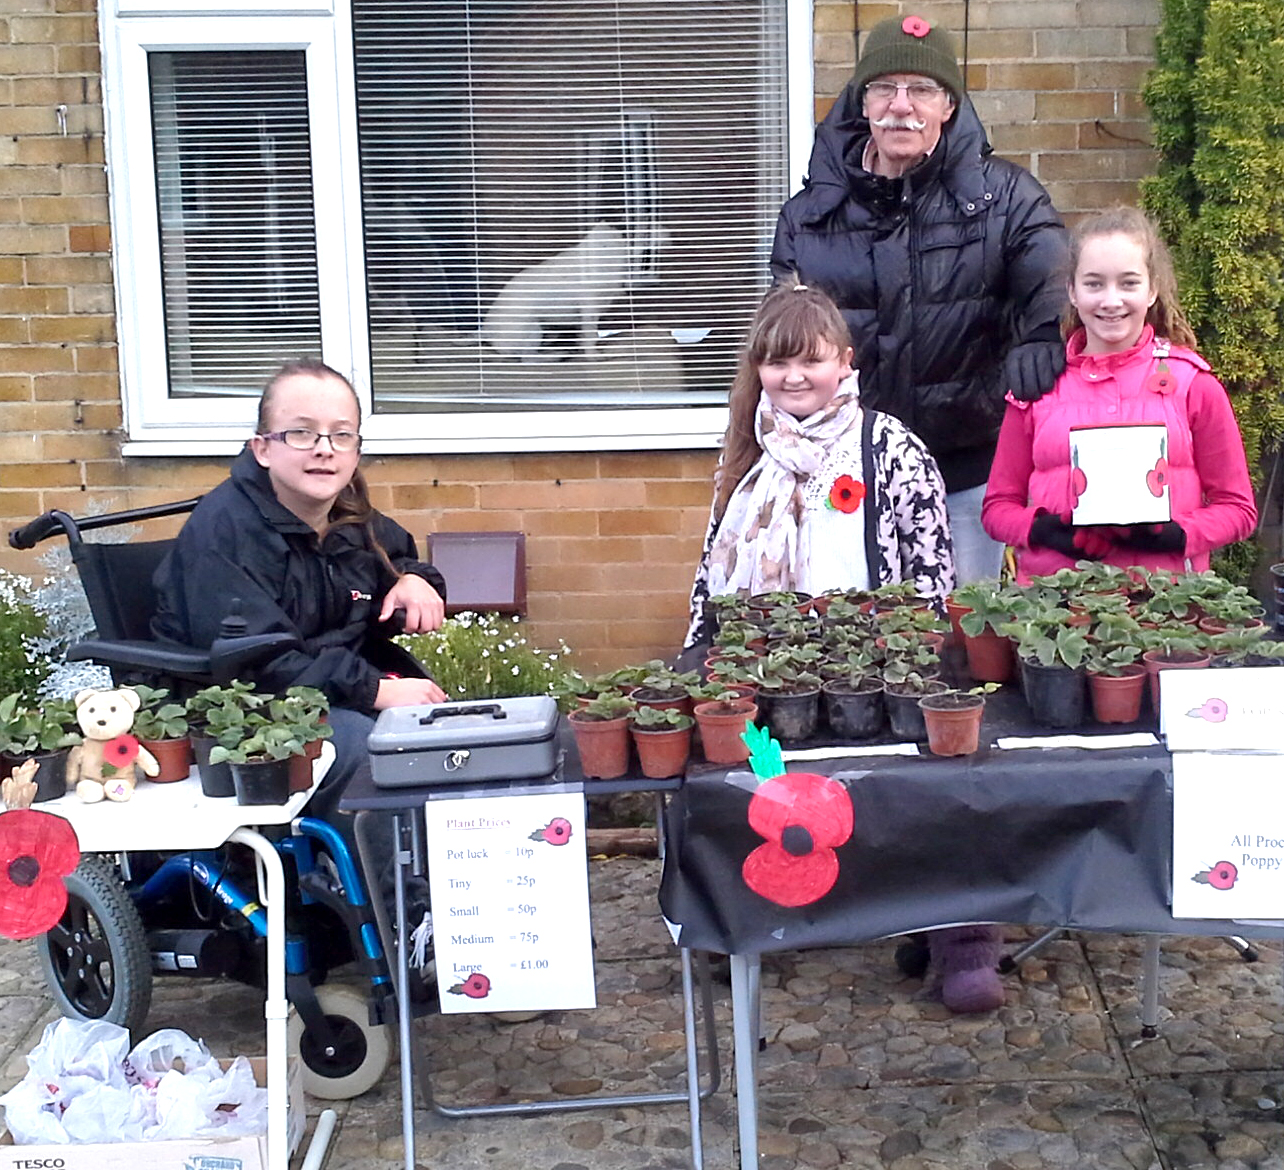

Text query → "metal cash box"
[368,696,560,788]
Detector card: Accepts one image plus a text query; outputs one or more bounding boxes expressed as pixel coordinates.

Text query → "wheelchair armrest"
[67,639,220,682]
[68,631,299,687]
[208,632,299,685]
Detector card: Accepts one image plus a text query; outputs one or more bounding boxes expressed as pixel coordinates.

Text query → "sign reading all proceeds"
[423,791,596,1014]
[1171,754,1284,921]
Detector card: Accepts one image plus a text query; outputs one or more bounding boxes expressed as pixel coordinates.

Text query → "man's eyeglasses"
[864,80,947,104]
[259,428,363,453]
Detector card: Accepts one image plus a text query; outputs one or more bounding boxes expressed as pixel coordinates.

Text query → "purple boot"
[929,925,1005,1013]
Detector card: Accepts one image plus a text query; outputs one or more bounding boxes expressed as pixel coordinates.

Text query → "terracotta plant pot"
[288,752,314,794]
[693,699,757,765]
[918,692,985,756]
[962,628,1015,683]
[630,687,694,717]
[141,735,193,783]
[747,591,813,618]
[1141,649,1211,710]
[1088,664,1148,725]
[944,599,971,646]
[568,711,632,780]
[630,723,692,779]
[1197,616,1265,635]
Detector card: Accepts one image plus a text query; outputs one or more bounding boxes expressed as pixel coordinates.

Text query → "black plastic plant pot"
[1020,658,1086,728]
[191,733,236,798]
[884,685,940,741]
[231,757,291,805]
[822,680,885,739]
[29,748,70,803]
[756,687,819,743]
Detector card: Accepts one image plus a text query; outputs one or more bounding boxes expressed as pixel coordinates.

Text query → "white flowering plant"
[397,612,577,708]
[0,570,53,704]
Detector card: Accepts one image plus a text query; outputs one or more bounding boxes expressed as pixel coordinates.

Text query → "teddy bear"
[65,687,160,803]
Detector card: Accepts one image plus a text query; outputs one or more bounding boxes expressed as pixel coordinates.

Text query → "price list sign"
[423,791,596,1014]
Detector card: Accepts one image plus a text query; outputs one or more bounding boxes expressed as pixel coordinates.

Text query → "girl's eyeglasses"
[259,428,363,453]
[864,80,947,104]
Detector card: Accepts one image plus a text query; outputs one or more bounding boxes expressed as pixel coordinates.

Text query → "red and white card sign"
[424,791,596,1014]
[1069,423,1171,525]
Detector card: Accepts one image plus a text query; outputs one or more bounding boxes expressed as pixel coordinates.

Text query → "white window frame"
[100,0,816,456]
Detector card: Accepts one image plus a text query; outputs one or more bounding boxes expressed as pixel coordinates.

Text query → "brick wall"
[1,0,1160,674]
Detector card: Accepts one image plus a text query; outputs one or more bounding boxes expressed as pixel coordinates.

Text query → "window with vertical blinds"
[102,0,793,448]
[150,50,322,396]
[352,0,790,413]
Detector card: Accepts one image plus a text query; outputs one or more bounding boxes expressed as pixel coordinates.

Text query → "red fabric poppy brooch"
[0,803,80,940]
[102,734,140,776]
[739,727,853,908]
[902,15,930,37]
[826,475,866,514]
[1146,361,1175,395]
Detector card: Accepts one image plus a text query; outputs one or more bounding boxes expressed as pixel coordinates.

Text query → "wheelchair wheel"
[35,854,152,1034]
[288,984,391,1099]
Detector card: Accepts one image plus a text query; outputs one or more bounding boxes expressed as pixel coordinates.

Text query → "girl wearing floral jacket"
[685,281,954,648]
[983,207,1256,582]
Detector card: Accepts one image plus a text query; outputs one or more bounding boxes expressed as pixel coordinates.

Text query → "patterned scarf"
[706,379,863,597]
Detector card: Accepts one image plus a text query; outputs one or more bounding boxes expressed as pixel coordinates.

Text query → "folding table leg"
[729,953,761,1170]
[1140,934,1162,1038]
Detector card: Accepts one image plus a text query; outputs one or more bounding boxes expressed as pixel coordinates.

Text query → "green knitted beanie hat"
[851,15,964,101]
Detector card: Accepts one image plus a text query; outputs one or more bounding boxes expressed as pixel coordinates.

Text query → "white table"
[37,746,332,1170]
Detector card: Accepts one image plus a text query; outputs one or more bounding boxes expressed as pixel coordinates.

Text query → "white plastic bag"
[0,1018,133,1144]
[0,1018,268,1146]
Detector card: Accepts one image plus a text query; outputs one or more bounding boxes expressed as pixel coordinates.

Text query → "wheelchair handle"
[418,703,506,725]
[7,497,204,550]
[7,510,74,550]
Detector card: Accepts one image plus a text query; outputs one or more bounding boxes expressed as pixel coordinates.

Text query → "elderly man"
[773,14,1068,585]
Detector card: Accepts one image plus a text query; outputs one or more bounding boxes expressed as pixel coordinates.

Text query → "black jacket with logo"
[152,449,444,712]
[771,91,1068,492]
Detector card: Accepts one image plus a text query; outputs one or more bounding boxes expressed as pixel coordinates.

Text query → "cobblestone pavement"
[0,856,1280,1169]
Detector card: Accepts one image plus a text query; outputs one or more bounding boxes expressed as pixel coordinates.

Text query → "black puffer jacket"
[152,449,445,712]
[772,90,1068,492]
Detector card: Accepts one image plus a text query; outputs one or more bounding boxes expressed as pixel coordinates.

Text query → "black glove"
[1027,511,1110,561]
[1112,521,1187,554]
[1003,339,1066,403]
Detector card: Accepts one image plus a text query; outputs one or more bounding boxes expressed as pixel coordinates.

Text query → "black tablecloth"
[658,743,1281,954]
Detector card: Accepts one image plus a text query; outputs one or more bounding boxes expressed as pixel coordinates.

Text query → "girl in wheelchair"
[152,359,446,990]
[152,358,448,835]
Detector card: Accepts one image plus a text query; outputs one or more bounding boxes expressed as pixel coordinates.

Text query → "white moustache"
[872,114,927,131]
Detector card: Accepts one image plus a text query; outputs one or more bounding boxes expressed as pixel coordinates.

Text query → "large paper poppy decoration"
[739,726,853,907]
[0,808,80,940]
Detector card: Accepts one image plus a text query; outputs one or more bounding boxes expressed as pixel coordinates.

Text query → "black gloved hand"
[1003,339,1066,403]
[1111,521,1187,554]
[1027,511,1111,561]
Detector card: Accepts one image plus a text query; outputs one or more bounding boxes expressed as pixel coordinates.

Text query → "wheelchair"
[7,499,418,1099]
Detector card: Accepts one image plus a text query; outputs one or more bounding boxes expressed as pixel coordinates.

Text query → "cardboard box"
[0,1056,303,1170]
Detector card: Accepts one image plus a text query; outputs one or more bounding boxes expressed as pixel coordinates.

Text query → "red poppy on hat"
[0,809,80,940]
[826,474,867,514]
[902,15,931,37]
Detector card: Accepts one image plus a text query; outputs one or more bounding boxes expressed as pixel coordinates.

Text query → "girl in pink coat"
[983,207,1256,583]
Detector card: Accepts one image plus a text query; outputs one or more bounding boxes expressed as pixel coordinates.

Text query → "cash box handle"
[418,703,508,726]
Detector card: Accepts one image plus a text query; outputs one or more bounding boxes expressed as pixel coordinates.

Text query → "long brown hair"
[1062,206,1198,348]
[713,280,854,519]
[258,359,394,570]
